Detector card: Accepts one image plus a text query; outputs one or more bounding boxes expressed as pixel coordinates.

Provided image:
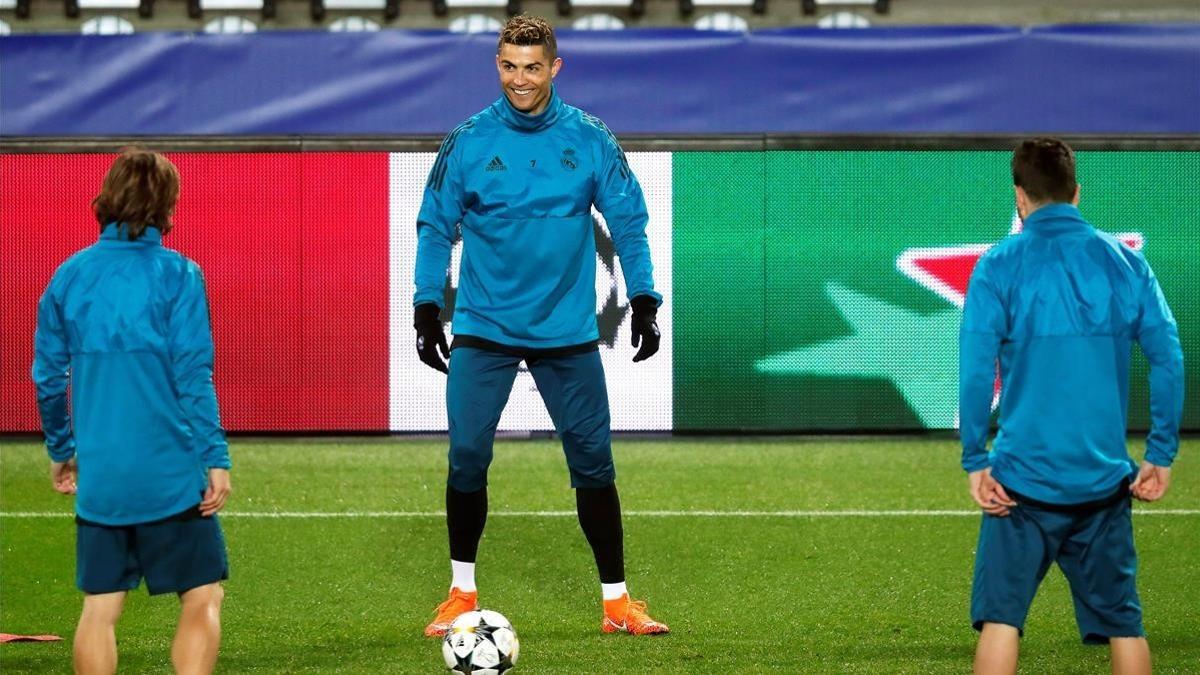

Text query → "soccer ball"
[442,609,519,674]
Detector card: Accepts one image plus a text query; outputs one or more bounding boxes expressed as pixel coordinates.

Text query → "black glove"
[629,295,661,363]
[414,303,450,374]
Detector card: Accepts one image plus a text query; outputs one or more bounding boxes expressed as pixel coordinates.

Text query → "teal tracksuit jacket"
[959,203,1184,504]
[413,87,661,348]
[33,223,230,526]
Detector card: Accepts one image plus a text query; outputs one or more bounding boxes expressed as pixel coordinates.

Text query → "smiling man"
[412,15,668,637]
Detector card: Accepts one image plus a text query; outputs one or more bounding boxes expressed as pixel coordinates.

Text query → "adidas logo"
[485,156,506,172]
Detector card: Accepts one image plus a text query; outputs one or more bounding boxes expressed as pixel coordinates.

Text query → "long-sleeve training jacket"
[959,203,1184,505]
[413,86,662,349]
[32,223,230,526]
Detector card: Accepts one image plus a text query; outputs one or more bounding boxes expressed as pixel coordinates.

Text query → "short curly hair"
[498,14,557,62]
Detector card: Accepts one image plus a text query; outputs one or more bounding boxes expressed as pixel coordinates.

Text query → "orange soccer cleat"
[424,587,478,638]
[601,594,670,635]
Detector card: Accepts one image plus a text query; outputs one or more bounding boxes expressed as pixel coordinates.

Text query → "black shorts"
[970,482,1142,644]
[76,505,229,596]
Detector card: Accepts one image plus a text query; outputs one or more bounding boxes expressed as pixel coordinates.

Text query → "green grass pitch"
[2,437,1198,673]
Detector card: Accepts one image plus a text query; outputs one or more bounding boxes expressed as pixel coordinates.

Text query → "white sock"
[451,560,476,592]
[601,581,628,601]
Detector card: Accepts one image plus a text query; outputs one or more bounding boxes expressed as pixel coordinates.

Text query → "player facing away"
[959,138,1184,675]
[32,149,232,675]
[413,15,668,637]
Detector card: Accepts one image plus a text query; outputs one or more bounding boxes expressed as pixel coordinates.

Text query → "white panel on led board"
[572,13,625,29]
[80,16,135,34]
[204,16,258,32]
[329,16,381,30]
[78,0,139,8]
[694,11,749,31]
[200,0,263,8]
[389,151,674,432]
[324,0,384,9]
[448,14,503,33]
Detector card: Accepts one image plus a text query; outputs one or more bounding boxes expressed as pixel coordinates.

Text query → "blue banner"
[2,25,1197,136]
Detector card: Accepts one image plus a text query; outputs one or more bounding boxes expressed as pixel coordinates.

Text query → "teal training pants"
[446,347,616,492]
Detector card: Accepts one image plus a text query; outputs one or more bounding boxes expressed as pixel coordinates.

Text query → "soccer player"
[959,138,1184,675]
[413,15,668,637]
[33,148,232,675]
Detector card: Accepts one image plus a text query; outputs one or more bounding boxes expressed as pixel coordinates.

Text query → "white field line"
[2,509,1199,518]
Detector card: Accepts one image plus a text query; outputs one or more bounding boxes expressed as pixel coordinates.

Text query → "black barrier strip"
[2,135,1199,154]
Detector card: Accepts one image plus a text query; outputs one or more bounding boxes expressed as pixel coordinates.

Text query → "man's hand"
[200,468,231,516]
[50,459,77,495]
[968,468,1016,516]
[414,303,450,374]
[1130,461,1171,502]
[630,295,661,363]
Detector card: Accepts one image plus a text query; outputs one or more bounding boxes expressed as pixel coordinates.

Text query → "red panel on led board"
[1,152,390,432]
[0,154,113,432]
[168,153,305,430]
[299,152,390,430]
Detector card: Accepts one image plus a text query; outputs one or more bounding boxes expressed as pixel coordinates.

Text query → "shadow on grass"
[219,632,434,674]
[1,642,70,675]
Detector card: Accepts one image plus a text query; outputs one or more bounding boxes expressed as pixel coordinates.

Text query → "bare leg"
[1110,637,1151,675]
[974,622,1019,675]
[74,592,126,675]
[171,583,224,675]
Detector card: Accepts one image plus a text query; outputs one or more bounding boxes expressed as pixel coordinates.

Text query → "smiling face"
[496,43,562,116]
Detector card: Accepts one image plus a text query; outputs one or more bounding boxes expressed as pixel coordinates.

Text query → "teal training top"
[413,87,662,348]
[33,223,230,526]
[959,203,1184,504]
